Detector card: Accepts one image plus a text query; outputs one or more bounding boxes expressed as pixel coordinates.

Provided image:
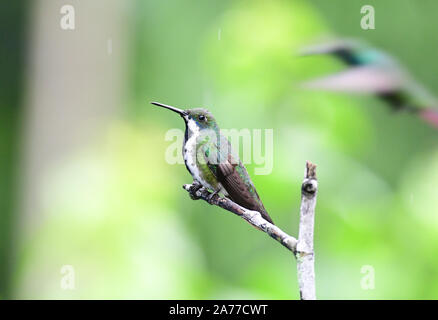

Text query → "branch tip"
[305,161,317,179]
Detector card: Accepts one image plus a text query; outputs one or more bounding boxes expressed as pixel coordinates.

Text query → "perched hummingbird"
[301,39,438,128]
[152,102,274,224]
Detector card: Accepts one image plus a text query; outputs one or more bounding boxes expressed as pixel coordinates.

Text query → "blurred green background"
[1,0,438,299]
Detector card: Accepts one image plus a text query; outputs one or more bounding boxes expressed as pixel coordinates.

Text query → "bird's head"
[151,102,219,134]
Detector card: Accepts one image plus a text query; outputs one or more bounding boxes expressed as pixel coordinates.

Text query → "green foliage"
[9,0,438,299]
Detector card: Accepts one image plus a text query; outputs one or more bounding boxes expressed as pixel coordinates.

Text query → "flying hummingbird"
[152,102,274,224]
[301,39,438,129]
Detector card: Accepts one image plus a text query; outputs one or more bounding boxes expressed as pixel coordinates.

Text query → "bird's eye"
[199,115,206,121]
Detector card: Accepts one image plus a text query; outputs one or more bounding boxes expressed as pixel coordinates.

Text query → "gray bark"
[296,162,317,300]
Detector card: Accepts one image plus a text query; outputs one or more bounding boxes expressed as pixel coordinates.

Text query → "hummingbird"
[300,39,438,129]
[151,102,274,224]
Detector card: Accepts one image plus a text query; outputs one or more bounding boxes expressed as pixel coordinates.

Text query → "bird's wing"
[200,138,250,199]
[419,109,438,128]
[301,66,403,94]
[199,137,273,224]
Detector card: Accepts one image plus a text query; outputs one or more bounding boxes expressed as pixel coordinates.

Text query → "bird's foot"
[206,189,220,205]
[183,181,203,200]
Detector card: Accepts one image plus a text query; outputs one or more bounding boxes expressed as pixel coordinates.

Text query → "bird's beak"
[151,101,187,117]
[298,39,357,56]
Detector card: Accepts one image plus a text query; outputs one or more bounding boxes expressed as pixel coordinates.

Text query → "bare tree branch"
[182,161,318,300]
[296,161,318,300]
[182,183,298,252]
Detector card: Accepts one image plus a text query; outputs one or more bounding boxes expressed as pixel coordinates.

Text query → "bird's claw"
[206,190,219,204]
[184,181,203,200]
[184,182,220,204]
